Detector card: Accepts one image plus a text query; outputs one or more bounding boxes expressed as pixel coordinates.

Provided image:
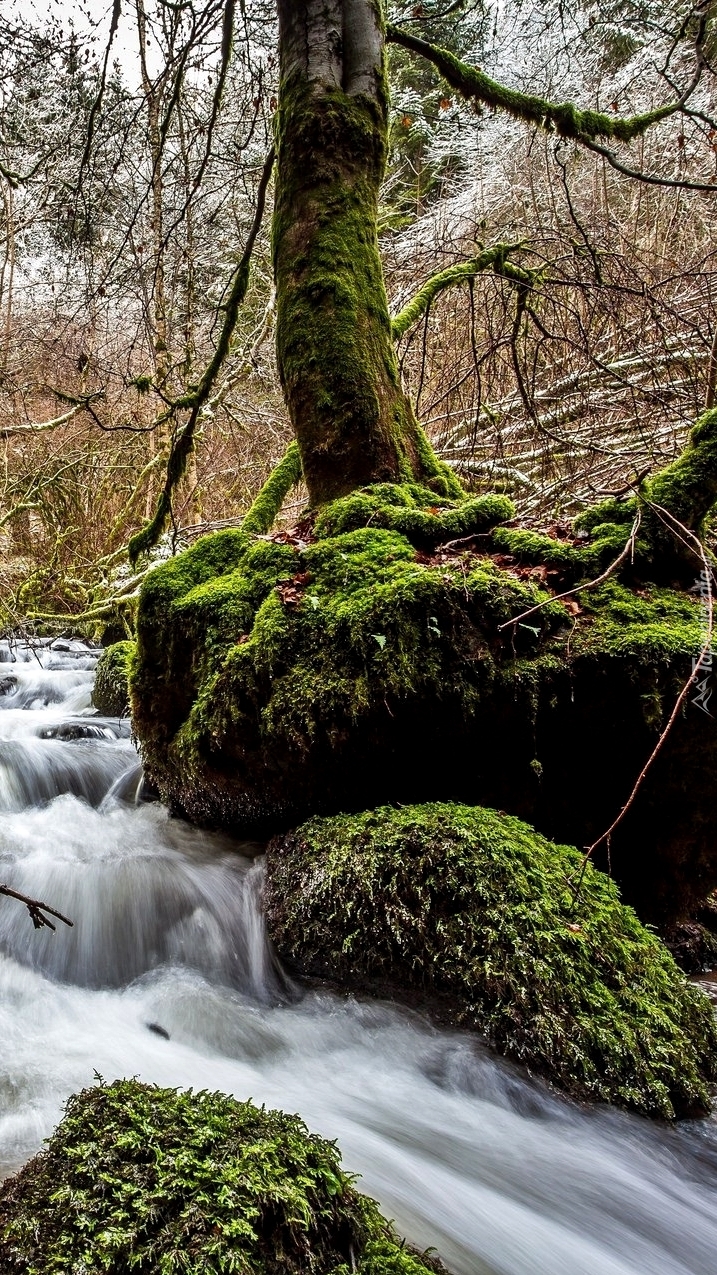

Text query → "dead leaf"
[276,584,302,606]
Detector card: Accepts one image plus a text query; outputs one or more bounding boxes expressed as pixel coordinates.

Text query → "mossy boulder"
[131,476,717,922]
[92,640,136,717]
[0,1079,446,1275]
[265,803,717,1119]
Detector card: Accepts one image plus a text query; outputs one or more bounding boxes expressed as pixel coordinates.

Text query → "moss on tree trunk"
[273,0,452,504]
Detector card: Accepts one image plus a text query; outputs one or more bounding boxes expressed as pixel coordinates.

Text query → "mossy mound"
[265,803,717,1119]
[314,481,514,548]
[0,1079,446,1275]
[92,640,136,716]
[131,472,717,921]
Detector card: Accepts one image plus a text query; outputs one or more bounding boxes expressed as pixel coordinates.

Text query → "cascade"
[1,638,716,1275]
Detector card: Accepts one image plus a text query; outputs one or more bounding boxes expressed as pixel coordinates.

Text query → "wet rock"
[266,802,717,1119]
[0,1079,447,1274]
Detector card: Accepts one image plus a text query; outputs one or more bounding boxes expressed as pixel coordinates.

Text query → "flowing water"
[1,638,717,1274]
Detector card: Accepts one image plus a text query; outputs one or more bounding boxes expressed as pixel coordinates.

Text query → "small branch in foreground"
[390,243,527,340]
[0,883,73,932]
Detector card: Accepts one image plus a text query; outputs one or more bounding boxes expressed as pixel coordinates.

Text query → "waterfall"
[1,637,716,1275]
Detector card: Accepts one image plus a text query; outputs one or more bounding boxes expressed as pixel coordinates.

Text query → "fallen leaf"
[276,584,302,606]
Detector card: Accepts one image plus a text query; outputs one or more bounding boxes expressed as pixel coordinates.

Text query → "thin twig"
[568,503,713,901]
[0,883,73,932]
[497,511,641,631]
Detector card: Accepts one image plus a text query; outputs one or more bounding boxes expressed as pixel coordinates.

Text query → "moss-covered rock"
[92,640,136,717]
[642,406,717,561]
[0,1079,447,1275]
[314,482,514,548]
[131,473,717,922]
[265,803,717,1119]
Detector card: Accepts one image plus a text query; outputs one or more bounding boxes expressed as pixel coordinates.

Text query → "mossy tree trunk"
[273,0,434,505]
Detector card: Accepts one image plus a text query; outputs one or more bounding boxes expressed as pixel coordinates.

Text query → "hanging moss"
[0,1079,447,1275]
[92,640,136,717]
[242,441,303,537]
[265,803,717,1120]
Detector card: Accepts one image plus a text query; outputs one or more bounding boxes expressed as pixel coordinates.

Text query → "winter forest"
[2,2,717,1272]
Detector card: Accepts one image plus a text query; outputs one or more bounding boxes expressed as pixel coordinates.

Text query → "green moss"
[266,803,717,1119]
[314,482,514,548]
[573,497,636,535]
[571,580,702,661]
[0,1079,446,1275]
[241,441,303,536]
[490,519,639,576]
[132,480,715,922]
[386,26,679,143]
[642,407,717,552]
[92,640,136,717]
[490,526,583,570]
[137,522,564,782]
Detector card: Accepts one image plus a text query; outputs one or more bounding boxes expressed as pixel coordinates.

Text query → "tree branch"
[0,883,73,932]
[386,24,701,144]
[391,242,526,339]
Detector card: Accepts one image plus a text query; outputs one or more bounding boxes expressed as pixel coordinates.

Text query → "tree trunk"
[273,0,429,505]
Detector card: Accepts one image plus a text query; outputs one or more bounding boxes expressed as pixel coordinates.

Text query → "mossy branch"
[128,146,275,564]
[387,24,694,143]
[241,441,303,536]
[391,243,524,340]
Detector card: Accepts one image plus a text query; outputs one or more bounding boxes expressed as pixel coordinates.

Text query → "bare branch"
[0,883,73,932]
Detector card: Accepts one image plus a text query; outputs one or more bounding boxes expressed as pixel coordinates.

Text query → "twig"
[497,511,641,631]
[0,883,73,932]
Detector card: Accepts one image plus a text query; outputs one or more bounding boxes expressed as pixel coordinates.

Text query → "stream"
[1,639,717,1273]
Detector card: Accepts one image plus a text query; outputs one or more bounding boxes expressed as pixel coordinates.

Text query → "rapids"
[1,637,716,1274]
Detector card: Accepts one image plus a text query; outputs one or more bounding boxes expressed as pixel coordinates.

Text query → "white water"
[1,640,717,1274]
